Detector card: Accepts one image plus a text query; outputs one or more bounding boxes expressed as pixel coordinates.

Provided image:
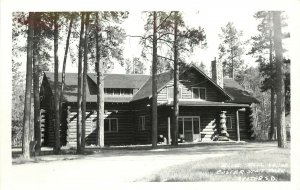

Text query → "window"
[226,117,232,129]
[192,87,206,100]
[104,118,118,132]
[168,87,182,99]
[114,89,121,96]
[138,116,146,131]
[105,88,114,96]
[104,88,133,96]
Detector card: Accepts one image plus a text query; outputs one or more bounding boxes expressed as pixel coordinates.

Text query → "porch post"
[219,111,229,141]
[167,117,171,144]
[236,110,240,141]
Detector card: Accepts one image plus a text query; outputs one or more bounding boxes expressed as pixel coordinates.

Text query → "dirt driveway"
[9,142,278,189]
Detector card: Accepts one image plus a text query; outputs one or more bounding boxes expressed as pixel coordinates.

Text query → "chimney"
[211,57,223,88]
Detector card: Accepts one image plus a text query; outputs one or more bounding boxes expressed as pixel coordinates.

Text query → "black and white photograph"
[1,0,299,189]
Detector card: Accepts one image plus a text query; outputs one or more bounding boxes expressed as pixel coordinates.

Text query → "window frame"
[226,116,232,129]
[178,116,201,138]
[104,118,118,133]
[104,88,133,96]
[192,87,207,100]
[138,116,146,131]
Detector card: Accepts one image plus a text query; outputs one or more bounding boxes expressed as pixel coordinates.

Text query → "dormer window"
[104,88,133,96]
[192,87,206,100]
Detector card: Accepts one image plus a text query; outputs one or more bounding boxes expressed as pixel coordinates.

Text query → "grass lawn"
[138,147,290,182]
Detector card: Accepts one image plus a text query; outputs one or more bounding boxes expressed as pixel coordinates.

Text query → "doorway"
[178,116,200,142]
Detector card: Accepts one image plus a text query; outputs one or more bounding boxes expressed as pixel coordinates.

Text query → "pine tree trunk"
[269,19,276,141]
[151,11,158,148]
[270,88,276,140]
[77,13,85,154]
[33,12,41,155]
[272,11,287,148]
[22,12,34,159]
[81,12,90,151]
[95,13,105,147]
[172,11,179,146]
[59,16,74,132]
[53,12,61,154]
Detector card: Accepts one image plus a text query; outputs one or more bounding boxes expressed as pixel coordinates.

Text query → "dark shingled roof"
[88,73,150,89]
[43,68,259,104]
[44,72,134,103]
[223,78,259,104]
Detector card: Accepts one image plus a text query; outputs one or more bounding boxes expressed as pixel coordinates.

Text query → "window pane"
[106,88,113,95]
[104,119,109,131]
[226,117,232,129]
[200,88,206,99]
[114,89,121,96]
[193,88,199,99]
[111,119,118,132]
[178,119,183,135]
[142,117,145,130]
[193,118,200,134]
[139,116,142,130]
[123,89,129,95]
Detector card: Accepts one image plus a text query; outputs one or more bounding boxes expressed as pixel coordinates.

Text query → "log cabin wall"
[130,98,152,144]
[157,106,172,140]
[40,76,55,147]
[238,109,251,140]
[61,102,134,147]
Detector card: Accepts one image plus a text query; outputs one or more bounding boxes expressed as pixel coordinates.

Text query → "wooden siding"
[40,76,56,147]
[42,102,135,147]
[240,109,251,140]
[40,70,251,147]
[131,99,152,144]
[64,103,134,146]
[157,68,229,103]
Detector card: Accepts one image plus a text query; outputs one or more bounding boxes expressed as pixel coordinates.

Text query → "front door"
[184,118,193,142]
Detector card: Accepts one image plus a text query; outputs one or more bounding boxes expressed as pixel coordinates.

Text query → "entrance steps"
[201,124,216,142]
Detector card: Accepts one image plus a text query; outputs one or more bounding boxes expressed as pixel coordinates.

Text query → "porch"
[157,100,251,143]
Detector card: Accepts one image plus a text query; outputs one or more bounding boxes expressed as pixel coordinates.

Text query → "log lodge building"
[39,61,259,147]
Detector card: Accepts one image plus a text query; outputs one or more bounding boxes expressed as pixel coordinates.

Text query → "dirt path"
[9,142,278,189]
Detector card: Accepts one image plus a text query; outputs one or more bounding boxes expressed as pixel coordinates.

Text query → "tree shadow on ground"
[12,141,285,165]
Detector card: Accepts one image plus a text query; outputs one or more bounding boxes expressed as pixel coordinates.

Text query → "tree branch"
[156,12,173,30]
[127,35,153,41]
[157,54,174,62]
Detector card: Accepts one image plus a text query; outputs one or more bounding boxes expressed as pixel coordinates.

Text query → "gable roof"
[131,71,173,101]
[131,64,232,102]
[188,65,233,100]
[43,72,97,102]
[43,72,134,103]
[43,66,259,104]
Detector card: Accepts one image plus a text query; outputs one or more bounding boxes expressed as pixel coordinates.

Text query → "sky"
[13,10,291,75]
[113,10,266,74]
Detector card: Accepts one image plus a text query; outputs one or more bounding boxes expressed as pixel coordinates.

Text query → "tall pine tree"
[218,22,245,79]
